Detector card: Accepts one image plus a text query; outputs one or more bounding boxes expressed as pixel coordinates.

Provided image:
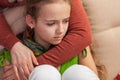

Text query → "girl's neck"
[34,33,50,50]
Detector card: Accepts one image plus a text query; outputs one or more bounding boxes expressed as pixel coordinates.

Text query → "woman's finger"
[31,53,39,66]
[22,64,30,78]
[18,67,28,80]
[13,66,21,80]
[27,56,34,73]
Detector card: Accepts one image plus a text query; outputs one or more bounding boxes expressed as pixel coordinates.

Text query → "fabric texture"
[62,64,99,80]
[0,0,24,7]
[29,64,61,80]
[82,0,120,79]
[29,64,99,80]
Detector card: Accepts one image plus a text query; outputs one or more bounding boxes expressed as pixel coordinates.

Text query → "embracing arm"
[0,12,19,50]
[0,0,24,50]
[37,0,92,67]
[0,0,24,7]
[0,1,38,79]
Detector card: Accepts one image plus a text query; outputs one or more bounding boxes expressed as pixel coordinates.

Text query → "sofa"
[1,0,120,80]
[82,0,120,80]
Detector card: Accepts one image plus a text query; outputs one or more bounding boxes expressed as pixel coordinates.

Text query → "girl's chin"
[52,41,62,45]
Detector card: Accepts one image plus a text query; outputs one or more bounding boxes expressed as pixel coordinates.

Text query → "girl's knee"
[29,64,61,80]
[62,64,100,80]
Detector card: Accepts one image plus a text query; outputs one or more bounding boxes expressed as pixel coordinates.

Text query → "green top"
[0,49,11,66]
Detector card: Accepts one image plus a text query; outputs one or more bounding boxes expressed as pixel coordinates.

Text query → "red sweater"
[0,0,23,7]
[0,0,92,67]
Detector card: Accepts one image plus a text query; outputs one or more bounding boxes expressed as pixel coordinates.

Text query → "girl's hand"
[3,65,20,80]
[10,42,39,79]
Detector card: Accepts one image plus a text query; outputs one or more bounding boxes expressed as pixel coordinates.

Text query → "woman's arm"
[0,0,24,8]
[0,1,38,79]
[0,12,19,50]
[37,0,92,67]
[0,0,24,50]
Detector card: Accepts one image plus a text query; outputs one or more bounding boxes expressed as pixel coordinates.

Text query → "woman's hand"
[3,65,20,80]
[10,42,39,79]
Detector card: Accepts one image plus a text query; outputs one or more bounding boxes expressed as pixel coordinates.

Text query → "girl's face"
[27,2,70,48]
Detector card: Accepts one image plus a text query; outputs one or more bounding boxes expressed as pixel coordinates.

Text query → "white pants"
[29,64,100,80]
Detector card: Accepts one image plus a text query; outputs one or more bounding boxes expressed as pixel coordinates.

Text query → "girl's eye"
[63,19,69,23]
[47,23,55,26]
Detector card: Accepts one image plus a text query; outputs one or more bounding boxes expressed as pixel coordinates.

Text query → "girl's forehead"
[37,0,70,8]
[36,2,70,20]
[38,2,70,11]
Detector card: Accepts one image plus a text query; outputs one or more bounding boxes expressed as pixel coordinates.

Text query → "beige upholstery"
[1,1,120,80]
[82,0,120,80]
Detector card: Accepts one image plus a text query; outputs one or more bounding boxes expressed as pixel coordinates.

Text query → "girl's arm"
[3,65,21,80]
[79,46,98,75]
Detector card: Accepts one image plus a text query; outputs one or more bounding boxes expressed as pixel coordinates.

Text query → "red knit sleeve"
[37,0,92,67]
[0,12,19,50]
[0,0,24,7]
[0,0,10,7]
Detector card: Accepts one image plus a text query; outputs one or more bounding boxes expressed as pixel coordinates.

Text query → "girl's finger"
[3,75,16,80]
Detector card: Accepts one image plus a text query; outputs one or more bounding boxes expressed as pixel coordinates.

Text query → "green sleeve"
[0,49,11,67]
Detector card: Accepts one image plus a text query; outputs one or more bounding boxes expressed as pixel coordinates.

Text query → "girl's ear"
[25,15,35,29]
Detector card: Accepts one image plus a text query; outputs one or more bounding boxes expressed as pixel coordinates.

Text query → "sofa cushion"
[82,0,120,80]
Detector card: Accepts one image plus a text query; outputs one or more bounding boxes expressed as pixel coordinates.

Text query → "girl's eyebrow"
[65,17,70,20]
[44,17,70,22]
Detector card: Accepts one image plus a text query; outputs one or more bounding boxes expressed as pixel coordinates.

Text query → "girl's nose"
[56,24,64,34]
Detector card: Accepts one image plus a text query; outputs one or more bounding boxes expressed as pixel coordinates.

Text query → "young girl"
[2,0,100,80]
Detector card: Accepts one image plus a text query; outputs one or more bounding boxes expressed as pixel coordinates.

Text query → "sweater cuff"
[4,34,20,51]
